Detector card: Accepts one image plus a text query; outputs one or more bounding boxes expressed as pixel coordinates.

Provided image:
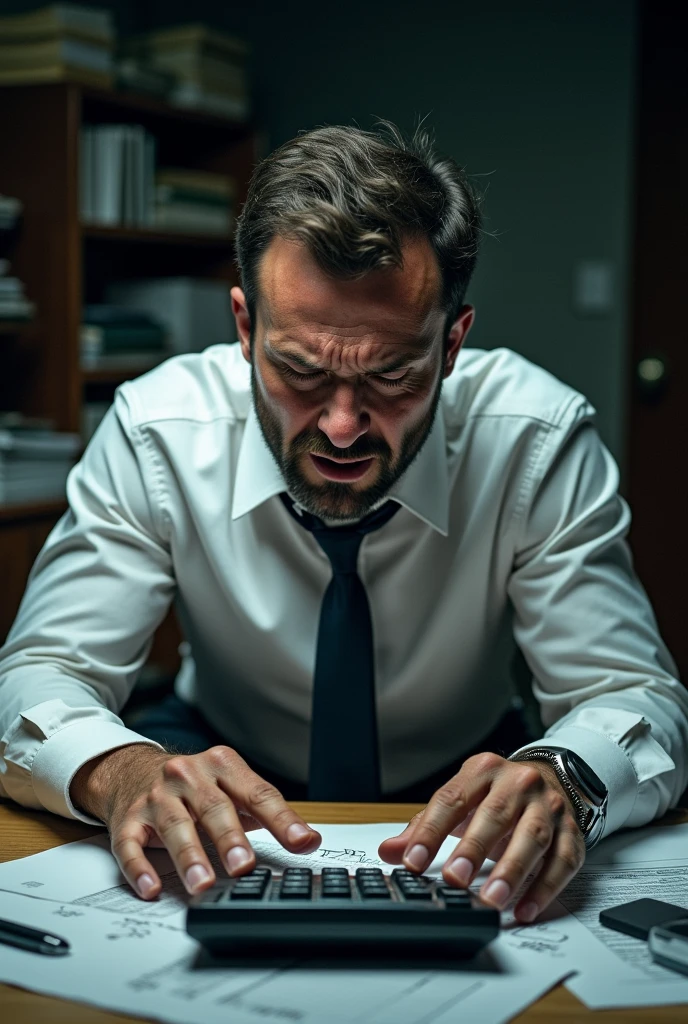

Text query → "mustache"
[289,431,392,462]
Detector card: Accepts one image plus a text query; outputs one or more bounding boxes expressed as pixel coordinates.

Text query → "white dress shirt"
[1,344,686,834]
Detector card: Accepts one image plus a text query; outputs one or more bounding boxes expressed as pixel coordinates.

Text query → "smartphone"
[649,917,688,977]
[599,898,688,941]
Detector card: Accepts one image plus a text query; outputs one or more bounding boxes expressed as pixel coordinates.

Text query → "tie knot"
[313,527,363,574]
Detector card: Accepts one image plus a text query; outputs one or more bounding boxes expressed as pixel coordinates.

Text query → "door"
[626,2,688,680]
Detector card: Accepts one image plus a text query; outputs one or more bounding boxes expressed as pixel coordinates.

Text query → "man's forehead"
[257,236,444,345]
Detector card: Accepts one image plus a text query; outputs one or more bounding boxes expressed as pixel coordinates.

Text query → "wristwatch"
[509,746,608,849]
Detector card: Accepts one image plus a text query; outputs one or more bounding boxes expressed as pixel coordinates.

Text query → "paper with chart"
[0,822,577,1024]
[0,823,466,927]
[2,820,686,1019]
[559,822,688,1008]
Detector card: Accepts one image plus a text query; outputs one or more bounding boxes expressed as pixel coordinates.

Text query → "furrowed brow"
[265,341,430,375]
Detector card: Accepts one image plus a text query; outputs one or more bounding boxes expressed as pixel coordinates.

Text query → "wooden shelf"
[82,224,235,246]
[81,361,163,384]
[80,85,253,134]
[0,498,68,523]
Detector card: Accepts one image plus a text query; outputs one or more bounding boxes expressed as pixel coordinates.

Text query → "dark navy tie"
[281,494,400,800]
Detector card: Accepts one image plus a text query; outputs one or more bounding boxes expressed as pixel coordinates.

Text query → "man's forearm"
[71,744,169,822]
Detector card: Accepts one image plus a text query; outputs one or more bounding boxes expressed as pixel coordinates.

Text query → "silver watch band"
[509,747,607,849]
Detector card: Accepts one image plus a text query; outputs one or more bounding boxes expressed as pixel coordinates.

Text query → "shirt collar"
[232,401,449,536]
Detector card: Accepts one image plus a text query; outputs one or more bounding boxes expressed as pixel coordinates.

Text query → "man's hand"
[71,744,321,900]
[378,753,585,923]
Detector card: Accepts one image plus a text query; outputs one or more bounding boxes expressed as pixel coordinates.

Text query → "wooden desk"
[1,800,687,1023]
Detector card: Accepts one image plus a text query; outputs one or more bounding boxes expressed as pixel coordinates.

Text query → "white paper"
[0,823,572,1024]
[560,823,688,1008]
[0,824,463,927]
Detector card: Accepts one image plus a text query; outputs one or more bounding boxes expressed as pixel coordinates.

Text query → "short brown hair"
[235,122,483,331]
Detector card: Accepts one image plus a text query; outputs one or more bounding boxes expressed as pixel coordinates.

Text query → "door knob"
[636,355,668,401]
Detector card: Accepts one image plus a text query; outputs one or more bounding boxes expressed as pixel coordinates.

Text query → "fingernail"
[185,864,211,892]
[286,823,312,843]
[136,873,156,899]
[518,901,539,923]
[404,844,429,871]
[483,878,511,908]
[445,856,473,887]
[226,846,252,874]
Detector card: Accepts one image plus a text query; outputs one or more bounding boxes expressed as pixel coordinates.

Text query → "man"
[1,124,686,925]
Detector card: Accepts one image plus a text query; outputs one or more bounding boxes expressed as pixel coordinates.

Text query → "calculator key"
[321,867,349,877]
[232,884,266,896]
[230,889,265,900]
[400,889,432,901]
[437,886,471,899]
[356,868,383,876]
[359,888,392,900]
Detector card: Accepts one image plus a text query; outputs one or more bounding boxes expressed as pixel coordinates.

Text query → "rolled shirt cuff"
[30,719,163,825]
[510,724,638,839]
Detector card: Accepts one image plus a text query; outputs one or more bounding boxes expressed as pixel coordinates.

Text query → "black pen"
[0,917,70,956]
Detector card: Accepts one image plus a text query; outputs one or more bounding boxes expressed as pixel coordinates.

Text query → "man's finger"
[111,820,162,900]
[442,768,546,888]
[378,810,426,863]
[513,820,585,922]
[211,748,321,853]
[152,794,216,894]
[400,755,498,873]
[187,781,259,877]
[472,803,556,910]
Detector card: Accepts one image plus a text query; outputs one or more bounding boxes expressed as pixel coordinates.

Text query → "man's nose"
[318,381,370,450]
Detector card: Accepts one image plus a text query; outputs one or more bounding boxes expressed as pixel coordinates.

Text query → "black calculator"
[187,866,500,958]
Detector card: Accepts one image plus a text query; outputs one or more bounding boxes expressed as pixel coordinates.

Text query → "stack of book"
[0,422,81,505]
[123,24,249,121]
[0,3,114,88]
[80,304,168,370]
[154,168,235,235]
[0,258,36,322]
[80,124,156,226]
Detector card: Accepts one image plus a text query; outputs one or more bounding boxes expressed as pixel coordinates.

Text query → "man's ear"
[231,286,252,363]
[443,305,475,378]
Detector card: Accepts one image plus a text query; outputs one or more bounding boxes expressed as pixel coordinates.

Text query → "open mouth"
[309,453,375,482]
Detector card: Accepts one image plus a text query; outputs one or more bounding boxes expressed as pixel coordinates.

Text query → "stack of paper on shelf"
[115,55,175,100]
[0,425,81,505]
[123,23,249,121]
[0,3,114,88]
[154,168,236,235]
[105,277,236,353]
[80,304,168,369]
[0,254,36,322]
[80,124,156,226]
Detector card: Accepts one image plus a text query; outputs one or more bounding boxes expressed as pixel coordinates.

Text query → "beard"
[251,368,443,522]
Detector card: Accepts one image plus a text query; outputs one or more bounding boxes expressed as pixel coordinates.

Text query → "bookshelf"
[0,81,259,671]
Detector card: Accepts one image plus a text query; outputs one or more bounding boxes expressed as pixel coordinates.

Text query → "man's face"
[233,236,474,521]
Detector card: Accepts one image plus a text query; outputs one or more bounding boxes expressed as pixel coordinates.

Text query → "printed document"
[0,823,574,1024]
[561,822,688,1008]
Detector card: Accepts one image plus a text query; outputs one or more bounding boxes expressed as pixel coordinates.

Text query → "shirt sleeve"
[507,405,688,840]
[0,388,172,823]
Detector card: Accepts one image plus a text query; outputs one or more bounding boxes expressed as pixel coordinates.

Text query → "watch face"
[566,750,607,802]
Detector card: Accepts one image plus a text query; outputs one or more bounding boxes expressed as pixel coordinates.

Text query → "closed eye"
[281,365,409,389]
